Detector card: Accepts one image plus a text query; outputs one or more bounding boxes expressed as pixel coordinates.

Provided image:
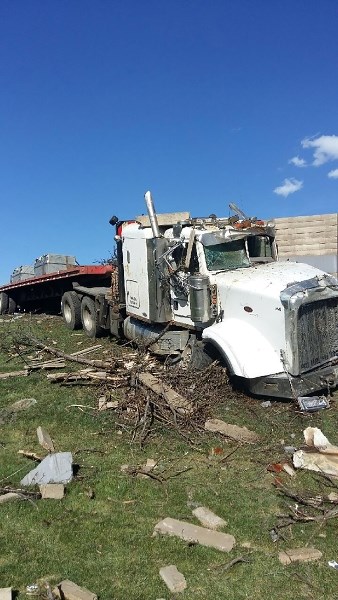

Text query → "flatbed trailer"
[0,265,113,315]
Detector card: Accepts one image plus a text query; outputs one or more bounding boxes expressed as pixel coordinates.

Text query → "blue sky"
[1,0,338,282]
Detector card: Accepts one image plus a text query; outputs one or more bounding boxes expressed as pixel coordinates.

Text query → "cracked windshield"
[204,238,250,271]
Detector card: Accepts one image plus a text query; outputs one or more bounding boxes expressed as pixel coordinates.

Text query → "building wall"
[273,213,338,277]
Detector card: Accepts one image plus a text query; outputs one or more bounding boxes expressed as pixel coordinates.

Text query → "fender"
[202,319,284,379]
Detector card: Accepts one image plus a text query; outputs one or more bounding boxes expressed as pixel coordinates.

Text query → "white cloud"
[288,156,307,167]
[273,178,303,197]
[301,135,338,166]
[328,168,338,179]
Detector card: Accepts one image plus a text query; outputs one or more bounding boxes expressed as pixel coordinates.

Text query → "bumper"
[243,363,338,399]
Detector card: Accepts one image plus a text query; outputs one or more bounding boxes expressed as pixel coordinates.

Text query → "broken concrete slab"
[0,493,21,504]
[21,452,73,486]
[293,427,338,477]
[37,426,55,452]
[205,418,259,443]
[159,565,187,593]
[39,484,64,499]
[278,547,322,565]
[53,580,97,600]
[0,588,12,600]
[153,517,235,552]
[192,506,227,530]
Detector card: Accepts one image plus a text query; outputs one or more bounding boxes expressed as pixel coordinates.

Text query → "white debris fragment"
[21,452,73,486]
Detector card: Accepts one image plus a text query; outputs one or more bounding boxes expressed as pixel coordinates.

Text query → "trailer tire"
[0,292,9,314]
[8,297,17,314]
[62,291,82,330]
[81,296,102,338]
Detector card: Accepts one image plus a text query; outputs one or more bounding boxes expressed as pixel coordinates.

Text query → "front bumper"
[243,362,338,399]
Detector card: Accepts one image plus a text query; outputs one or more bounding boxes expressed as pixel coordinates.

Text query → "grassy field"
[1,314,338,600]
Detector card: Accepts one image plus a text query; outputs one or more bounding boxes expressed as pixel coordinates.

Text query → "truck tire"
[190,341,216,370]
[62,291,82,330]
[0,292,9,314]
[8,297,17,314]
[81,296,102,338]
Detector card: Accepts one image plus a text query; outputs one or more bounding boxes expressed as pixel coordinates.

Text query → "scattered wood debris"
[138,372,195,415]
[18,450,44,462]
[205,418,259,443]
[0,370,28,380]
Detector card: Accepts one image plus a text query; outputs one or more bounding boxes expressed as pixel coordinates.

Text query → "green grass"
[0,315,338,599]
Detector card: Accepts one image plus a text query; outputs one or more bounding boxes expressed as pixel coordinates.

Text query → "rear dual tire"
[0,293,16,315]
[61,291,82,330]
[81,296,103,338]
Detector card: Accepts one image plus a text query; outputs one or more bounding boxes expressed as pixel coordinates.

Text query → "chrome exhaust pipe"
[144,190,160,238]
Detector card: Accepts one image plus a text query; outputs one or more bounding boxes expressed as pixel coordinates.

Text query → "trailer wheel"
[0,292,9,314]
[81,296,102,338]
[62,291,82,330]
[8,297,17,314]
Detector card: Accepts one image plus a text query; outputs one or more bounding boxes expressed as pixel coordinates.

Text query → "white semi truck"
[3,191,337,399]
[60,191,338,399]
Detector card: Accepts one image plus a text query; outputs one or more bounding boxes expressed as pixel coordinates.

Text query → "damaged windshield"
[204,239,250,271]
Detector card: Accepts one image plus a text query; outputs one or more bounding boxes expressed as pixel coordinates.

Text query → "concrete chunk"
[21,452,73,486]
[159,565,187,593]
[0,493,21,504]
[205,418,259,443]
[278,547,322,565]
[37,426,55,452]
[39,484,64,499]
[0,588,12,600]
[154,517,235,552]
[192,506,227,529]
[53,579,97,600]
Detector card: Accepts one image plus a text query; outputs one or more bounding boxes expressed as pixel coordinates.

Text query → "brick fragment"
[192,506,227,529]
[53,580,97,600]
[278,547,322,565]
[159,565,187,593]
[39,484,64,499]
[154,517,235,552]
[37,426,55,452]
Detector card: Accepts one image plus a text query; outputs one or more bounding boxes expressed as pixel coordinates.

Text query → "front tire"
[81,296,102,338]
[62,291,82,330]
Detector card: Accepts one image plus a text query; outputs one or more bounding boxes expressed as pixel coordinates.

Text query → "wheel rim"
[63,302,72,323]
[82,306,93,330]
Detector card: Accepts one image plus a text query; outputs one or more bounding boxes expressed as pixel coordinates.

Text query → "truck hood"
[203,261,337,380]
[210,260,332,299]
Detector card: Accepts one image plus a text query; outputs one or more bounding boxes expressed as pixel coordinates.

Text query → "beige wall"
[273,213,338,277]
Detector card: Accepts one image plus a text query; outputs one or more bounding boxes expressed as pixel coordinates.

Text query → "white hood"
[203,261,337,380]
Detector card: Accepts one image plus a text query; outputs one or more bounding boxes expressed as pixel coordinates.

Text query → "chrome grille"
[297,298,338,372]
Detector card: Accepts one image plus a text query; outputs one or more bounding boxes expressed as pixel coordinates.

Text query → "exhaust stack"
[144,190,160,238]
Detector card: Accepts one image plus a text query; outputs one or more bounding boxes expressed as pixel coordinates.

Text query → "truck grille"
[297,298,338,372]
